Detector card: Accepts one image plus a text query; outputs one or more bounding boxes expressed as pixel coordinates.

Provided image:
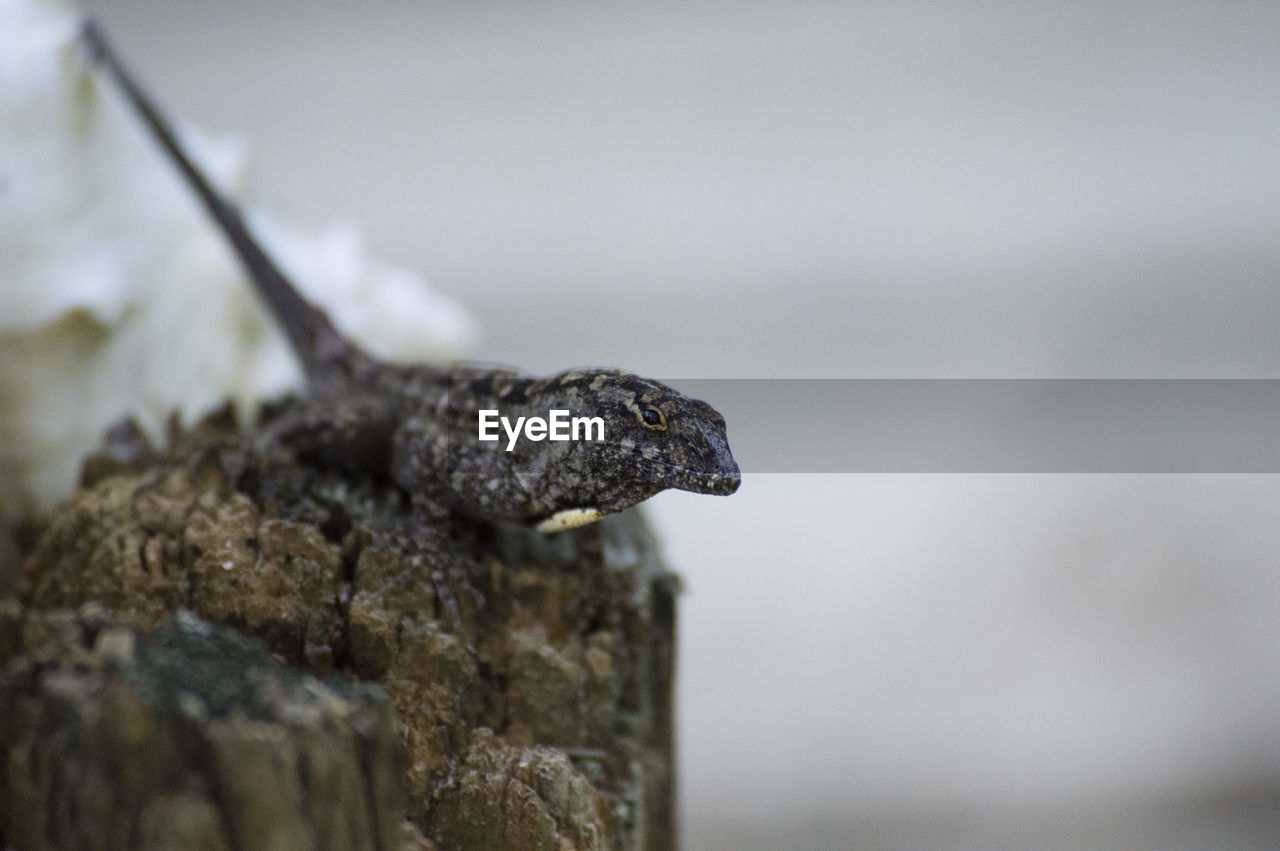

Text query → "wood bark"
[2,406,678,850]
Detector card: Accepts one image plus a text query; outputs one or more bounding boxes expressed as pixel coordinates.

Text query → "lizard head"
[526,370,740,530]
[607,374,742,496]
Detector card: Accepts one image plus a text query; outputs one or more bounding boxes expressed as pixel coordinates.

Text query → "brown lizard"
[80,21,740,538]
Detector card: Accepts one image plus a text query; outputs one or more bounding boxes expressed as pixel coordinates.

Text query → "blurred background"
[73,1,1280,846]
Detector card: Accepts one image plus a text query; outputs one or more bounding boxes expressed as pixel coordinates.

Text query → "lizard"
[79,21,740,540]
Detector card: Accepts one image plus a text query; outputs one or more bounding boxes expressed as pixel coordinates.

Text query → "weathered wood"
[5,404,678,849]
[0,607,406,851]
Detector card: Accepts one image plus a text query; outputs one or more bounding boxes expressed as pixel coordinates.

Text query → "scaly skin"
[82,20,740,533]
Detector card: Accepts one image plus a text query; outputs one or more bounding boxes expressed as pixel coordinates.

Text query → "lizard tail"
[80,19,365,393]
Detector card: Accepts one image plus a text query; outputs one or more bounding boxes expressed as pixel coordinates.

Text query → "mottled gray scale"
[86,22,740,533]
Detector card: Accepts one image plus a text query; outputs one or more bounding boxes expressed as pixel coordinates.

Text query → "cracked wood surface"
[2,404,678,850]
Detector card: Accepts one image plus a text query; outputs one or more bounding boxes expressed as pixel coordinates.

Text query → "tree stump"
[2,404,679,850]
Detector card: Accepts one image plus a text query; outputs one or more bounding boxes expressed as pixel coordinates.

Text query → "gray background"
[77,2,1280,847]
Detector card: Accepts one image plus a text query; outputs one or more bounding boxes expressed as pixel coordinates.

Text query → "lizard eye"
[637,404,667,430]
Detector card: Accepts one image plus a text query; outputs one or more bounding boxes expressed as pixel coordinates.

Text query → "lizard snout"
[682,418,741,495]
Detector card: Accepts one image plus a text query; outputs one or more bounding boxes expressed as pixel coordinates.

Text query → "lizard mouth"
[689,473,741,496]
[637,434,741,496]
[655,460,741,496]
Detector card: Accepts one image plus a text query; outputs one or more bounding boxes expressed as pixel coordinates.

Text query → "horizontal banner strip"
[659,379,1280,473]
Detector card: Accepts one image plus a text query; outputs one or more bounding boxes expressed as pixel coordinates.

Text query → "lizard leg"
[259,395,396,478]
